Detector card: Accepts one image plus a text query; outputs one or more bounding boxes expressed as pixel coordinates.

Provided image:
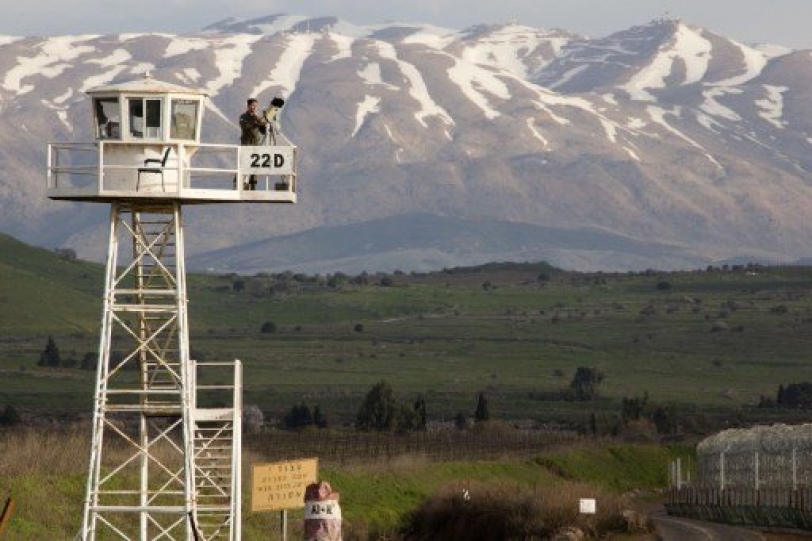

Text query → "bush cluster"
[402,481,649,540]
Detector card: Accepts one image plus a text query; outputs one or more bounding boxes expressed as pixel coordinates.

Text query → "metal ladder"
[191,361,243,540]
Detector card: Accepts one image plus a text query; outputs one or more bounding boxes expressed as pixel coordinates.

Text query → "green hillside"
[0,233,103,334]
[2,232,812,429]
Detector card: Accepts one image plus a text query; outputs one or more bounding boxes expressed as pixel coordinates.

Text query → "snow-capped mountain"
[1,15,811,273]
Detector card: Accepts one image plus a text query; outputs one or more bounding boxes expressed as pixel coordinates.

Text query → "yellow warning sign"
[251,458,319,512]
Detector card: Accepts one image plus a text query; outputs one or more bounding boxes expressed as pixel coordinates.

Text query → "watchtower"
[46,75,297,540]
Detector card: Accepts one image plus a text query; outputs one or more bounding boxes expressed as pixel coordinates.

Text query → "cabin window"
[127,98,163,139]
[170,99,198,140]
[94,98,120,139]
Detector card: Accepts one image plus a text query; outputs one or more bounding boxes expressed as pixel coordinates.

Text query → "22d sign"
[240,146,296,175]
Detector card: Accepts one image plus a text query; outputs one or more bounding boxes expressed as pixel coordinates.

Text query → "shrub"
[474,392,490,422]
[260,321,277,333]
[38,336,61,367]
[356,380,425,431]
[402,481,649,539]
[0,404,21,426]
[568,367,604,401]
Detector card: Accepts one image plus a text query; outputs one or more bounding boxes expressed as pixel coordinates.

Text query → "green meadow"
[2,231,812,427]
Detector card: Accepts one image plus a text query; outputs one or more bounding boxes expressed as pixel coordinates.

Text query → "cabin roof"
[87,74,206,96]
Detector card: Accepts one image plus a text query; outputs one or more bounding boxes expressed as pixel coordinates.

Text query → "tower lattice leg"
[81,202,196,540]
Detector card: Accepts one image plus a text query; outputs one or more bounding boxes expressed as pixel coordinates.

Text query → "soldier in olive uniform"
[238,98,267,189]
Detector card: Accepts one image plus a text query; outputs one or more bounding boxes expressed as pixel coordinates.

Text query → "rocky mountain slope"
[1,14,811,272]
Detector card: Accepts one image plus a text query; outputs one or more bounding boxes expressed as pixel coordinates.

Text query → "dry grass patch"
[402,480,652,540]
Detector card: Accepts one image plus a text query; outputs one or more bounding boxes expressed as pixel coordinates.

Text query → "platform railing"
[46,141,297,202]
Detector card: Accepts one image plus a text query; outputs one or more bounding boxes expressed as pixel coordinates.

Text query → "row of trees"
[36,336,97,370]
[283,381,492,432]
[759,382,812,409]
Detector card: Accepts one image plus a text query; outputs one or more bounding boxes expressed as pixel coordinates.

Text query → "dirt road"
[649,509,768,540]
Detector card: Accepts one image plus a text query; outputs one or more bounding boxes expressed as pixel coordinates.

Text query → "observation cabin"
[46,74,297,204]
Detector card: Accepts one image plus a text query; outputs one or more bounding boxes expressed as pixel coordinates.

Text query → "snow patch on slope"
[353,95,380,137]
[621,24,711,101]
[648,105,723,170]
[327,33,355,61]
[756,85,788,128]
[459,25,558,78]
[250,33,316,100]
[86,49,132,68]
[3,36,97,95]
[714,39,770,86]
[359,62,398,90]
[207,34,265,97]
[446,55,510,119]
[375,41,453,127]
[165,37,210,57]
[701,87,742,121]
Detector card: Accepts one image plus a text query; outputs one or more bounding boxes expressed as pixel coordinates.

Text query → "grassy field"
[2,232,812,427]
[0,427,686,539]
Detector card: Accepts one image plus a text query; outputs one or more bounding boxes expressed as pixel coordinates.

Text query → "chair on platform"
[137,147,172,191]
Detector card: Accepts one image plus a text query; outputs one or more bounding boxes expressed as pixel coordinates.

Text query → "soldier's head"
[246,98,259,113]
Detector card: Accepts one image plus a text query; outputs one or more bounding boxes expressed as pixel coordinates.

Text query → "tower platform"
[47,141,296,204]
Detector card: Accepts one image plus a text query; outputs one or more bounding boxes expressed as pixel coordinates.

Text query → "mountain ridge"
[1,14,811,272]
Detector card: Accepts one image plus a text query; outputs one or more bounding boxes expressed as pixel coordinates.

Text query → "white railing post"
[98,141,105,192]
[46,144,53,189]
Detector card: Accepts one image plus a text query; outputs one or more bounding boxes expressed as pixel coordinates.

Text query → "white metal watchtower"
[46,75,297,540]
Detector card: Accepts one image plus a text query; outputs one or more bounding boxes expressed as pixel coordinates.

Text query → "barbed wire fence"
[668,424,812,529]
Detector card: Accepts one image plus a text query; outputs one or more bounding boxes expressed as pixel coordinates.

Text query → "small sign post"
[252,458,319,540]
[579,498,596,514]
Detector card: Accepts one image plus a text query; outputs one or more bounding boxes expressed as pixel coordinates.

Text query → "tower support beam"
[82,201,198,540]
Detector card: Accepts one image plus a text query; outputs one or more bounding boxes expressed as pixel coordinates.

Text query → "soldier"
[238,98,267,189]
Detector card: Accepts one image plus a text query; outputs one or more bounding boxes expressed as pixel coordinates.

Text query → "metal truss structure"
[81,202,241,540]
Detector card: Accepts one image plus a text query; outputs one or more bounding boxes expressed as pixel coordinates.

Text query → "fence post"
[754,451,759,490]
[668,460,674,489]
[720,451,725,492]
[792,446,798,491]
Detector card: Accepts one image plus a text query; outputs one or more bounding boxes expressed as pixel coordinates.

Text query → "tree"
[474,392,490,423]
[284,403,314,430]
[395,404,424,432]
[778,382,812,408]
[0,404,21,426]
[81,352,98,371]
[569,367,604,401]
[260,321,277,333]
[313,405,328,429]
[356,380,398,431]
[413,395,427,430]
[38,336,61,367]
[652,406,677,434]
[621,392,649,423]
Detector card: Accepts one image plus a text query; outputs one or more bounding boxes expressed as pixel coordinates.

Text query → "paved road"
[650,509,767,541]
